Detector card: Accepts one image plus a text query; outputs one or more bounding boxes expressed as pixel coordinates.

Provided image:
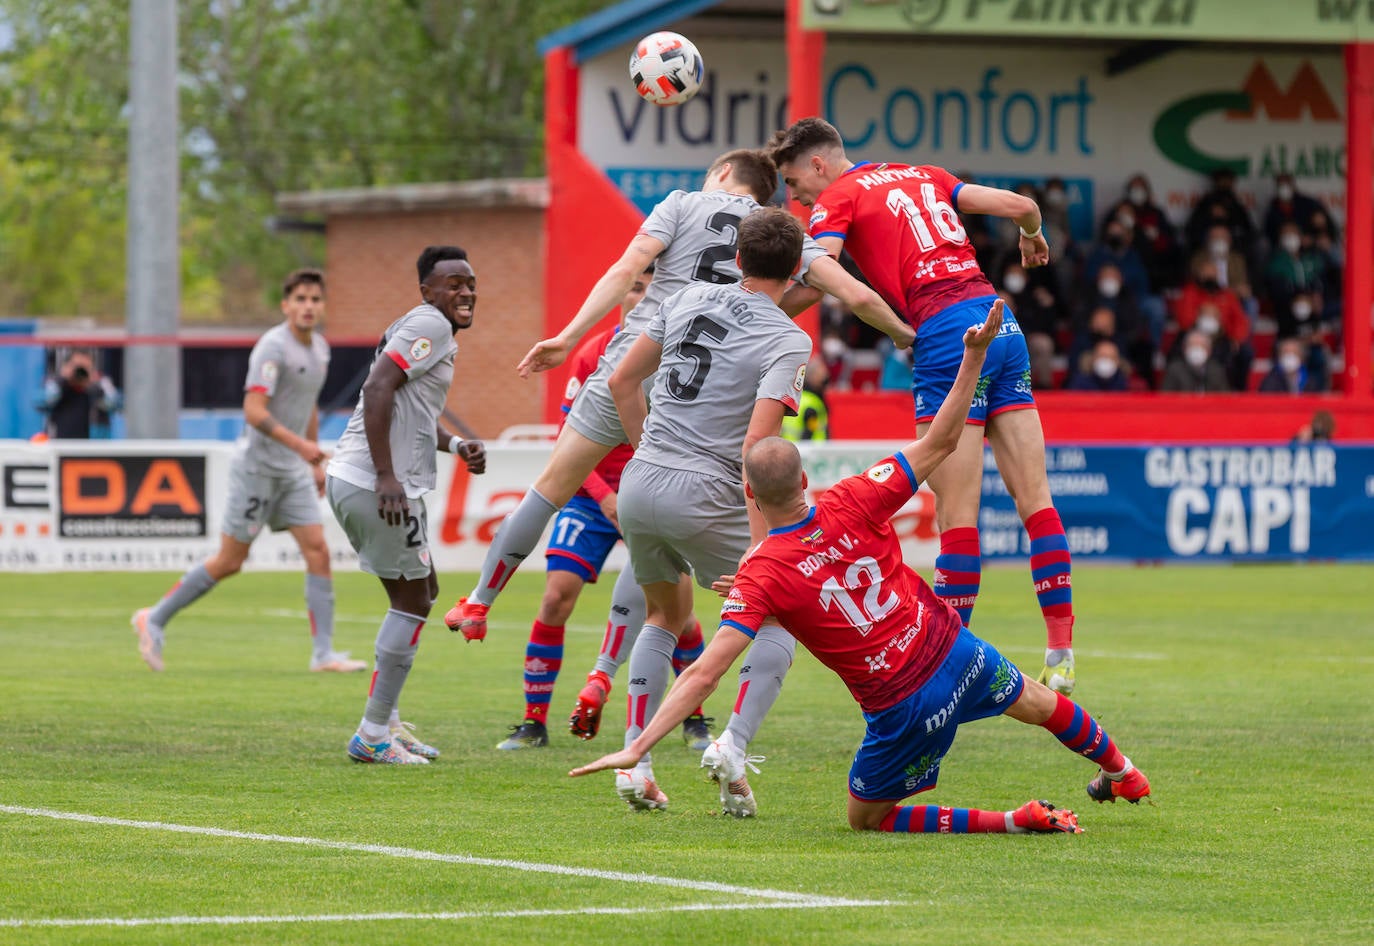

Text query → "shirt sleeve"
[718,571,771,640]
[756,331,812,416]
[245,334,284,396]
[639,190,685,246]
[383,311,451,381]
[926,166,966,210]
[796,234,834,284]
[808,185,852,243]
[828,455,921,528]
[646,289,687,345]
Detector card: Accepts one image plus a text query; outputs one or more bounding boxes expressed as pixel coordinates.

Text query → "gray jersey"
[240,324,330,474]
[624,189,831,338]
[635,283,812,483]
[328,304,457,498]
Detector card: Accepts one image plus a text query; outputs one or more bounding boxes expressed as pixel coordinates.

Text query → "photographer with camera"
[38,351,122,439]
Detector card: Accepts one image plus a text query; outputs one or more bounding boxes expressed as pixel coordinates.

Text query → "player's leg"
[445,426,614,637]
[497,568,583,750]
[1003,675,1151,804]
[572,563,646,740]
[986,406,1076,694]
[131,530,252,672]
[673,595,715,751]
[919,423,987,628]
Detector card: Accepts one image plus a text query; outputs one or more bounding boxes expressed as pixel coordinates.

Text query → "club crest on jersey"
[418,548,431,567]
[867,462,896,483]
[409,338,433,362]
[564,376,582,400]
[793,364,806,392]
[809,205,828,228]
[801,526,825,544]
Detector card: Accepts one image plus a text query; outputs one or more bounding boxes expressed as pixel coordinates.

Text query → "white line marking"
[0,805,874,907]
[0,900,895,929]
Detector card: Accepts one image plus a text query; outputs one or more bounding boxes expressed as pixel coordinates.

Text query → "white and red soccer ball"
[630,31,704,106]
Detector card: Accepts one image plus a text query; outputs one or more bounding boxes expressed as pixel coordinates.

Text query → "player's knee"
[847,809,884,831]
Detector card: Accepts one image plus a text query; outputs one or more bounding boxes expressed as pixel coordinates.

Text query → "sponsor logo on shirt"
[564,376,582,400]
[809,205,828,228]
[801,527,825,544]
[409,338,433,362]
[793,364,806,392]
[260,361,278,384]
[721,588,746,614]
[867,462,896,483]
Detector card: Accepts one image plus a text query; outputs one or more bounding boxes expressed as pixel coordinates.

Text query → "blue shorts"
[911,295,1035,426]
[848,627,1024,802]
[545,494,621,582]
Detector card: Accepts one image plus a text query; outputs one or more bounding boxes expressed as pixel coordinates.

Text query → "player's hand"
[963,300,1004,353]
[516,337,571,378]
[312,462,326,497]
[710,573,736,597]
[375,471,409,527]
[457,440,486,474]
[598,492,619,531]
[1020,231,1050,268]
[568,748,643,778]
[889,323,916,351]
[299,442,327,466]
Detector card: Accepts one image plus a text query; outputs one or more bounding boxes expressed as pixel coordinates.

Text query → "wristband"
[448,435,464,454]
[1019,224,1043,239]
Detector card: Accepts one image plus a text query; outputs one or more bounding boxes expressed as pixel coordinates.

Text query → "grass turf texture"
[0,565,1370,945]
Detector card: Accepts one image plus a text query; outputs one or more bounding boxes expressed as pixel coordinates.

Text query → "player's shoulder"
[399,303,451,333]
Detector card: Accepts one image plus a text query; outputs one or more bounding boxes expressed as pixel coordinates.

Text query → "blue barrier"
[979,444,1374,562]
[0,320,46,440]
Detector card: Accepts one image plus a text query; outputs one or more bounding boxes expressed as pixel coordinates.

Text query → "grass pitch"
[0,564,1370,945]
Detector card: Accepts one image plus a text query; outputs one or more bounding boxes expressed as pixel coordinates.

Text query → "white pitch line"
[0,805,873,907]
[0,899,895,930]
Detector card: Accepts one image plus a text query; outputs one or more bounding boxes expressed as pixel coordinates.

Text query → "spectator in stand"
[1273,291,1323,342]
[1175,257,1252,388]
[1072,264,1155,386]
[1066,338,1131,392]
[1103,173,1182,293]
[38,351,122,439]
[1191,223,1257,323]
[1259,336,1329,394]
[1264,173,1335,247]
[1307,210,1344,322]
[999,259,1065,346]
[819,325,852,389]
[1264,221,1325,324]
[1292,409,1335,445]
[1085,217,1166,349]
[1040,177,1074,254]
[1185,166,1256,255]
[1162,330,1232,393]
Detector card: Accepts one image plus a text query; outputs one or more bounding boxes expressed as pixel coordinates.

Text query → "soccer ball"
[630,31,704,106]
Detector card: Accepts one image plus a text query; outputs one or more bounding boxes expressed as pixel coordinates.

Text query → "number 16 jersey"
[721,454,963,713]
[807,162,995,333]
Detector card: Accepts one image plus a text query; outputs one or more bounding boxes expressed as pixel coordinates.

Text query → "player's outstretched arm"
[607,333,662,450]
[803,254,915,349]
[899,301,1002,484]
[953,183,1050,268]
[569,626,751,778]
[516,234,665,378]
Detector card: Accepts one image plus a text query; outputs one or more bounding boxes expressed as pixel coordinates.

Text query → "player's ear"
[744,480,755,500]
[800,470,808,491]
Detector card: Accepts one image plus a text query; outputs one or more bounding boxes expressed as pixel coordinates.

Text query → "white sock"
[358,718,390,743]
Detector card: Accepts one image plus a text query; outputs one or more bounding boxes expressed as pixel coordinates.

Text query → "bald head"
[744,437,805,509]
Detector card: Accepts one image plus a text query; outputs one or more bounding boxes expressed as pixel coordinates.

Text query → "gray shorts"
[326,476,433,580]
[565,331,646,448]
[617,459,749,589]
[221,462,321,543]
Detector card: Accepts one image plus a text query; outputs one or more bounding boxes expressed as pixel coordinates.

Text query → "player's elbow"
[606,368,634,401]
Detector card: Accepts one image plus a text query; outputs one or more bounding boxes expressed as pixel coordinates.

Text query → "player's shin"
[305,573,335,661]
[467,488,559,607]
[360,609,425,741]
[723,624,795,748]
[149,564,217,628]
[933,528,981,627]
[623,624,676,767]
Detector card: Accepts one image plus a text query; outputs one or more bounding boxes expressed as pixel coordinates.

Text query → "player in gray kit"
[604,207,813,814]
[444,148,913,649]
[327,245,487,765]
[131,270,363,674]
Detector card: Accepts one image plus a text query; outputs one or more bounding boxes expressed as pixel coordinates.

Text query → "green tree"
[0,0,615,323]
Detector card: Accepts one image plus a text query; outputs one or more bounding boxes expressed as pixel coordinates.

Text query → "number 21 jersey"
[807,162,995,332]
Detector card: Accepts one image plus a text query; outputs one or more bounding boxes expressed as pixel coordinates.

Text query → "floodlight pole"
[126,0,181,439]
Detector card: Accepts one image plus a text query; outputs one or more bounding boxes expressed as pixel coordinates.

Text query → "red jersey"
[808,162,995,332]
[721,454,962,713]
[561,327,634,501]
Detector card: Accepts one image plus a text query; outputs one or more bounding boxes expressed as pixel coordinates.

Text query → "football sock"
[304,573,335,661]
[1043,692,1127,772]
[522,620,565,725]
[933,527,981,627]
[362,609,424,729]
[1026,507,1074,649]
[623,623,676,768]
[724,623,795,747]
[470,488,559,607]
[671,619,704,676]
[593,565,645,678]
[878,805,1009,833]
[148,563,216,629]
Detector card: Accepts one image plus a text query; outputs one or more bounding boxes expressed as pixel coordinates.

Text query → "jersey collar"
[769,506,818,536]
[840,161,876,178]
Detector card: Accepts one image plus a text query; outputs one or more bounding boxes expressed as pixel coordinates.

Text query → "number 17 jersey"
[807,162,995,333]
[721,454,963,713]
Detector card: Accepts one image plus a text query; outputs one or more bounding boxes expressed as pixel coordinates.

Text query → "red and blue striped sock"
[934,527,981,627]
[522,620,564,725]
[1026,507,1074,649]
[1044,692,1126,772]
[672,620,704,676]
[878,805,1009,833]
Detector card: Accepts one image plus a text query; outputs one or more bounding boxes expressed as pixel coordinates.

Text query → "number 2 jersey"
[721,453,963,713]
[807,162,995,333]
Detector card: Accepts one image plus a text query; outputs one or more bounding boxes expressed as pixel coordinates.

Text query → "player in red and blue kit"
[571,306,1151,833]
[769,117,1077,696]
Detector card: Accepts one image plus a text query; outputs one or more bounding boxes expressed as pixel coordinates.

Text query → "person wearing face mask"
[1190,224,1255,322]
[1260,336,1328,393]
[1185,166,1256,252]
[1263,173,1333,248]
[1174,259,1253,389]
[1066,338,1130,392]
[1265,222,1324,328]
[1162,330,1232,392]
[1102,174,1182,292]
[1072,264,1156,385]
[998,261,1063,347]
